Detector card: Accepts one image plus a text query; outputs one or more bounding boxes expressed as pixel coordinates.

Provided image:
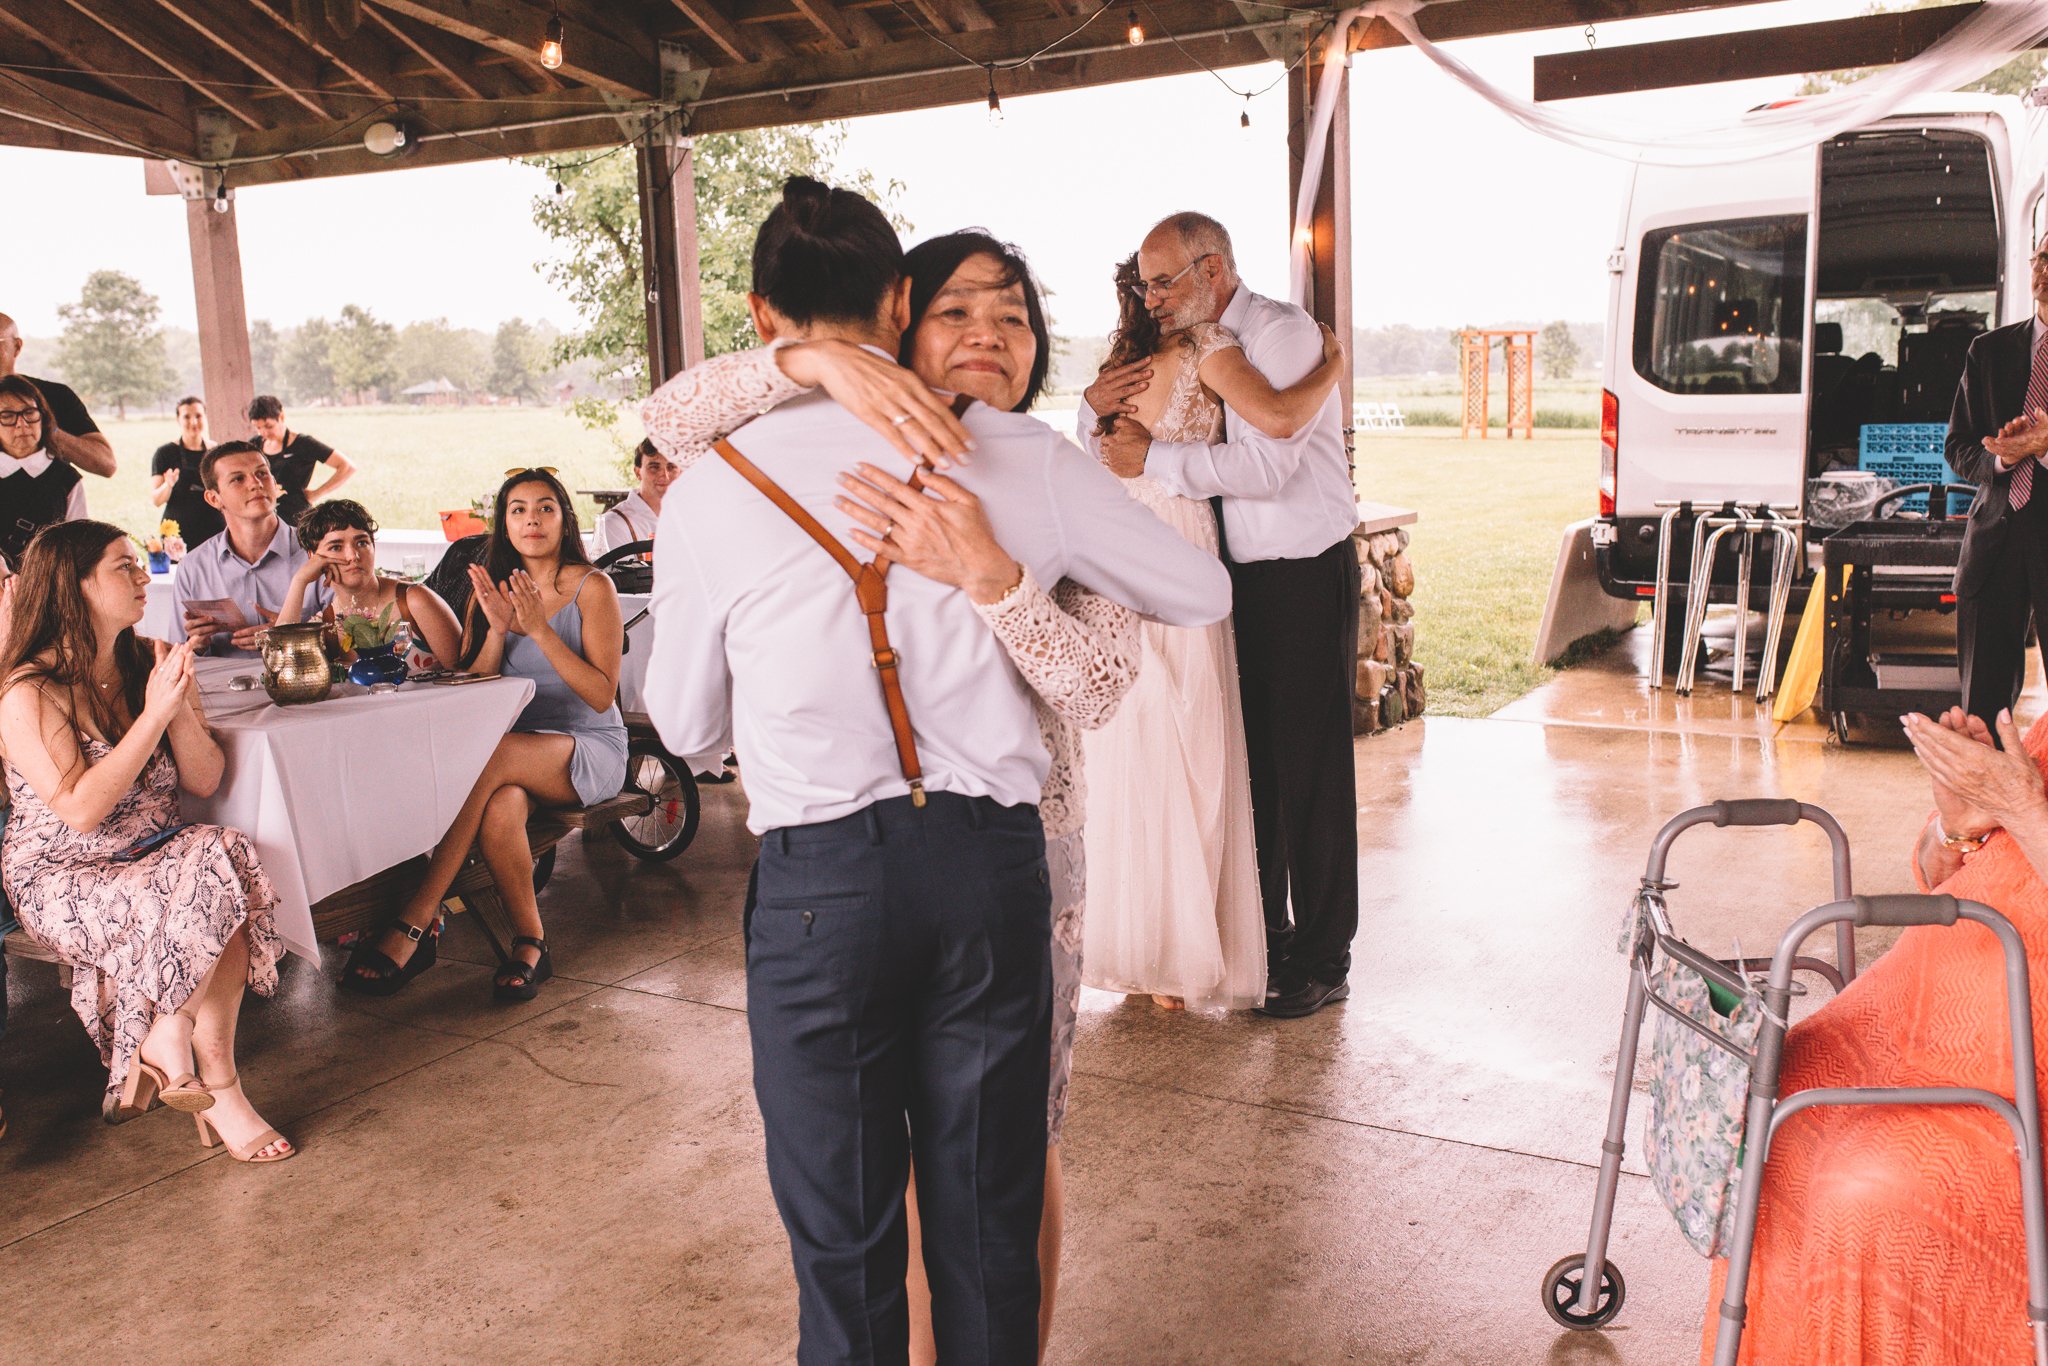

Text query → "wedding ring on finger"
[882,520,895,539]
[889,413,912,426]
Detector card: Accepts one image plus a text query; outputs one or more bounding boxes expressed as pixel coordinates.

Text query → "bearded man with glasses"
[1077,211,1361,1020]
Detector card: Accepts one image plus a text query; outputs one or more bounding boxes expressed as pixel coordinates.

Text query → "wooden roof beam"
[787,0,888,52]
[374,0,662,99]
[906,0,997,35]
[64,0,275,132]
[151,0,340,120]
[665,0,791,63]
[1531,2,2044,100]
[0,67,198,157]
[243,0,453,105]
[364,5,524,100]
[0,1,198,127]
[1349,0,1787,55]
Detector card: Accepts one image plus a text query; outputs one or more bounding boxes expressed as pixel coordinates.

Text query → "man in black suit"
[1951,241,2048,726]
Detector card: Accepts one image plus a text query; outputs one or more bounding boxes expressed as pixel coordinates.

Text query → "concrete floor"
[0,626,1975,1364]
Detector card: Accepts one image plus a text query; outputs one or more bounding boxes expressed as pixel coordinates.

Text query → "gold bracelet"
[1937,818,1991,853]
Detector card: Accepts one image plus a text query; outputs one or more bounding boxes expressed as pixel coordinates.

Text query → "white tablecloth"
[619,591,652,716]
[181,656,535,964]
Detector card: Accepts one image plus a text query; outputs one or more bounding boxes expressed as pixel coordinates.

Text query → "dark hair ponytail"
[751,175,904,328]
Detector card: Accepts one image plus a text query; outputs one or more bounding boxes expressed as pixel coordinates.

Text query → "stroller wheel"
[1540,1253,1625,1330]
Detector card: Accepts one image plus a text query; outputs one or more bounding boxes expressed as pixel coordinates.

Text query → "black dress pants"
[1959,502,2048,730]
[1228,535,1362,982]
[747,791,1051,1366]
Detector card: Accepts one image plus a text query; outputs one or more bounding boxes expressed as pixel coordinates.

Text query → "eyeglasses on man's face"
[1126,253,1217,303]
[0,407,43,428]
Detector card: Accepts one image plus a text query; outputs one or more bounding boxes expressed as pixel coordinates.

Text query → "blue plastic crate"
[1858,423,1967,514]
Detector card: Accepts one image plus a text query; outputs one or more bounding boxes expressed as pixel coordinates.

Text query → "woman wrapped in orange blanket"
[1703,706,2048,1365]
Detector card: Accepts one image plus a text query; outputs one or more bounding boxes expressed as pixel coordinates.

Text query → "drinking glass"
[401,554,429,583]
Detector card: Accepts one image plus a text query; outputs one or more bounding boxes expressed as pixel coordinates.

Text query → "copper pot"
[259,623,332,705]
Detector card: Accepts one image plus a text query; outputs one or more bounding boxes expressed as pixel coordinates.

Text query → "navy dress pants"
[747,791,1052,1366]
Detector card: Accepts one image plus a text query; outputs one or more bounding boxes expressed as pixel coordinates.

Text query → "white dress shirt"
[0,450,89,521]
[1078,283,1356,562]
[598,491,659,554]
[645,386,1232,834]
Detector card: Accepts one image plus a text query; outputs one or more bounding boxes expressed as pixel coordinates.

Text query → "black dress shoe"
[1265,965,1299,1000]
[1256,976,1350,1019]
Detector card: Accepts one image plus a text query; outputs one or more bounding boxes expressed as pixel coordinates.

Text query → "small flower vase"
[147,550,170,575]
[347,643,407,688]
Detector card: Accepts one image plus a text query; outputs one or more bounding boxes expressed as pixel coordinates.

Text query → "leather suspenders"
[711,393,975,810]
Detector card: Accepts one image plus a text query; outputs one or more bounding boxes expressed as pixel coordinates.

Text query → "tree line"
[35,269,574,414]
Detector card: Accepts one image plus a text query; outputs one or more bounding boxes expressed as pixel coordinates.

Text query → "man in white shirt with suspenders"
[644,179,1231,1365]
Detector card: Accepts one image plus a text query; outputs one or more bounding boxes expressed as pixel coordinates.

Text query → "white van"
[1564,94,2048,640]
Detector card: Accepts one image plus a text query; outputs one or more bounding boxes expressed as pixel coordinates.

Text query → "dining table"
[183,655,535,964]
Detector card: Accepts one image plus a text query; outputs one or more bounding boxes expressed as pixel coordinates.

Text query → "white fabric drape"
[1292,0,2048,300]
[1371,0,2048,167]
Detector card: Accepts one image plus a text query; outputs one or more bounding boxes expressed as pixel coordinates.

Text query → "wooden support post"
[637,136,705,387]
[1287,41,1353,458]
[184,192,255,437]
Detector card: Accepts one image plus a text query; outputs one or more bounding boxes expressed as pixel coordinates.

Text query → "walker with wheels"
[1540,798,2048,1365]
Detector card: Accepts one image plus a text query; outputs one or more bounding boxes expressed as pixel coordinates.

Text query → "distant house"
[399,377,464,406]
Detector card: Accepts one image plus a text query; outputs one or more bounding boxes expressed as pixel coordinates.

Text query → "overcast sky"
[3,0,1876,346]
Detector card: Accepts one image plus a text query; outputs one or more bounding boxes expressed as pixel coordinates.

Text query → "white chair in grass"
[1381,402,1407,430]
[1355,401,1386,431]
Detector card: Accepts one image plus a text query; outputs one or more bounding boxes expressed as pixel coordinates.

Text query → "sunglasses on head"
[503,466,560,479]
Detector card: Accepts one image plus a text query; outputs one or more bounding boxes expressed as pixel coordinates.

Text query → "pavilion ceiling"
[0,0,1838,187]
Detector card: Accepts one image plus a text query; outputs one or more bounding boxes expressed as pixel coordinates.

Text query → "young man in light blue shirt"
[166,442,328,656]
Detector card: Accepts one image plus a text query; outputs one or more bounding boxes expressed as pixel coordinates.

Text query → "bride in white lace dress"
[1081,255,1345,1010]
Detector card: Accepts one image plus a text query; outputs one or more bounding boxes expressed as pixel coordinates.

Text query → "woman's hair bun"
[781,175,832,233]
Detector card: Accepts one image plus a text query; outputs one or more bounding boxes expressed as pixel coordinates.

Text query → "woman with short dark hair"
[245,394,356,525]
[0,520,292,1159]
[274,499,461,673]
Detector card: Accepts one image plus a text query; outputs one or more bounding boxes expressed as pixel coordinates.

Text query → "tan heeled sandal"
[123,1006,213,1114]
[193,1074,294,1164]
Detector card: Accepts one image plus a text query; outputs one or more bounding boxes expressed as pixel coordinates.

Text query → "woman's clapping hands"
[467,564,553,638]
[1903,708,2048,834]
[143,643,196,727]
[467,564,516,635]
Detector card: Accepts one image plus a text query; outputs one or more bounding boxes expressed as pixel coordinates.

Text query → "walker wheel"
[1541,1253,1626,1329]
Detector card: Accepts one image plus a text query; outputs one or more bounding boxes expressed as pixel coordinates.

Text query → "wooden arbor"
[1458,328,1534,440]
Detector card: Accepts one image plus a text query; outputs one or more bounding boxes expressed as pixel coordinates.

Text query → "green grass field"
[1357,429,1602,717]
[89,405,644,544]
[84,408,1595,720]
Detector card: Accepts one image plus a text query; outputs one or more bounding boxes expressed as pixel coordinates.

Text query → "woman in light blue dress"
[340,469,626,1003]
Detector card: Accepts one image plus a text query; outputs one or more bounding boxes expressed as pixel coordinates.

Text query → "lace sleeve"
[972,565,1140,731]
[1189,322,1242,365]
[639,342,811,472]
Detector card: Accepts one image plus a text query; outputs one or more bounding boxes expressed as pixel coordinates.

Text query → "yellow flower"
[159,519,180,537]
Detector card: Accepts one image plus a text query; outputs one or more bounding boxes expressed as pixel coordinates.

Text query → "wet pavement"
[0,626,1988,1363]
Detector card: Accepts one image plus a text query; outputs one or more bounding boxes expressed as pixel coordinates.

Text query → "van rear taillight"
[1599,388,1618,517]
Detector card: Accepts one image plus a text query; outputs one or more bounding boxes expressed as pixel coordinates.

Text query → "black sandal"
[338,918,438,997]
[493,936,553,1003]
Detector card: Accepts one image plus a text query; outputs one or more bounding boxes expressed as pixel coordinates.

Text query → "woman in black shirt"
[149,395,224,548]
[246,394,355,525]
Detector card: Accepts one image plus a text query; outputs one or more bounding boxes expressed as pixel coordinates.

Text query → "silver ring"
[882,521,895,538]
[888,413,912,426]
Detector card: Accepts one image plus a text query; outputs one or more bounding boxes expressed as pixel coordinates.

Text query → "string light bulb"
[986,68,1003,125]
[1241,97,1251,130]
[1126,9,1144,45]
[539,9,565,70]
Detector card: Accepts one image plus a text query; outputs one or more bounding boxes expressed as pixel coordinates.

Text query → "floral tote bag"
[1642,957,1763,1257]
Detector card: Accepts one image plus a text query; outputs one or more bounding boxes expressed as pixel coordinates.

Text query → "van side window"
[1633,215,1808,397]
